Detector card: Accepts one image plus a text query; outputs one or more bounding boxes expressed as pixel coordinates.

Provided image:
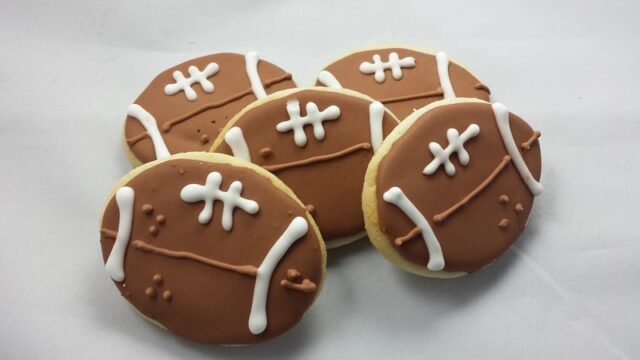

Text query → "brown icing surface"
[317,47,490,120]
[376,101,541,273]
[125,53,296,163]
[100,158,323,344]
[213,89,398,243]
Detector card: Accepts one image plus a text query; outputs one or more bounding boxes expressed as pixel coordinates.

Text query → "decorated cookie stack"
[99,47,542,344]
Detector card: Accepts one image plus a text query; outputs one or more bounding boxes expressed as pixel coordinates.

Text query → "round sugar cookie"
[210,87,399,248]
[123,52,296,165]
[99,152,325,344]
[316,46,490,120]
[363,98,542,277]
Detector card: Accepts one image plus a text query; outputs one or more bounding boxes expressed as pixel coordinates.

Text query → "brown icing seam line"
[126,132,149,146]
[263,142,372,173]
[161,73,293,132]
[474,82,491,94]
[520,131,541,151]
[100,228,118,239]
[379,89,443,104]
[433,155,511,224]
[280,279,317,293]
[393,226,421,247]
[132,240,258,277]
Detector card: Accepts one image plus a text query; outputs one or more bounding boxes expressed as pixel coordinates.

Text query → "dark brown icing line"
[126,132,149,146]
[474,82,491,94]
[393,226,421,247]
[280,279,317,293]
[379,89,443,104]
[161,73,293,132]
[100,228,118,239]
[132,240,258,277]
[392,155,514,248]
[433,155,511,224]
[263,142,371,173]
[520,131,541,151]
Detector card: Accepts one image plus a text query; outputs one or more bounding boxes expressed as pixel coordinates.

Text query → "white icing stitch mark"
[248,216,308,334]
[368,101,385,151]
[164,62,219,101]
[359,52,415,83]
[104,187,135,282]
[317,70,343,88]
[383,187,444,271]
[435,52,455,99]
[127,104,171,160]
[276,100,341,147]
[180,172,259,231]
[245,52,267,99]
[423,124,480,176]
[492,103,543,196]
[224,127,252,162]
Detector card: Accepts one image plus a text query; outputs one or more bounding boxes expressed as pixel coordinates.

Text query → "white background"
[1,0,639,359]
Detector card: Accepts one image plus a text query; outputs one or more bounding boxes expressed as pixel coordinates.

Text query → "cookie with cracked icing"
[99,152,325,344]
[363,98,542,277]
[210,87,398,248]
[316,46,490,120]
[123,52,296,165]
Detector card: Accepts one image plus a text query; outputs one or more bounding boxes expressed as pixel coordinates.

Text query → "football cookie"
[210,87,399,248]
[99,152,325,344]
[363,98,542,277]
[123,52,296,165]
[316,46,490,120]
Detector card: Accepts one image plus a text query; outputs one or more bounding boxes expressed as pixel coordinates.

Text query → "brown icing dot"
[260,147,273,158]
[286,269,301,280]
[145,287,157,298]
[498,218,509,229]
[156,214,166,224]
[162,290,173,302]
[152,274,163,285]
[210,119,216,124]
[149,225,159,236]
[122,283,127,288]
[200,134,210,144]
[178,168,185,175]
[514,203,524,213]
[498,195,510,204]
[305,204,316,215]
[142,204,154,214]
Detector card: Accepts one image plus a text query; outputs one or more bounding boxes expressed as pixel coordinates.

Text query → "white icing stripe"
[276,100,341,147]
[104,187,135,282]
[423,124,480,176]
[224,127,252,162]
[368,101,385,151]
[435,52,455,99]
[360,52,416,83]
[317,70,343,88]
[245,52,267,99]
[164,62,219,101]
[383,187,444,271]
[249,216,309,334]
[492,103,543,196]
[127,104,171,160]
[180,171,259,231]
